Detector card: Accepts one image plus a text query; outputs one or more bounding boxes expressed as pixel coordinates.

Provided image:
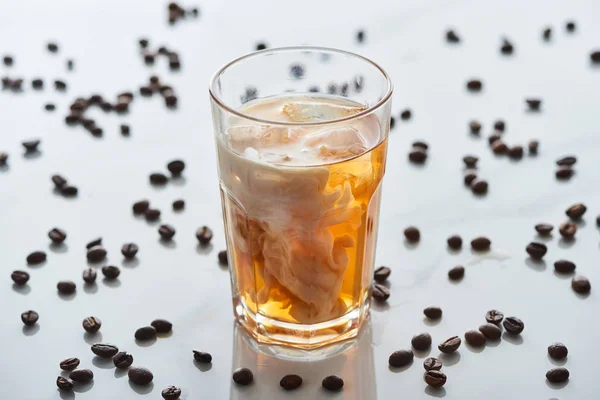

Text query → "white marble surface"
[1,0,599,399]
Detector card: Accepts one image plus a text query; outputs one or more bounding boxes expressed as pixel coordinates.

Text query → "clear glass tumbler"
[210,47,392,349]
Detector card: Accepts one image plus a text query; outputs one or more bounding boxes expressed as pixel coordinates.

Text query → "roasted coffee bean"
[404,226,420,242]
[193,351,212,363]
[69,369,94,382]
[86,238,102,249]
[408,149,427,164]
[488,133,502,146]
[546,367,569,383]
[471,179,488,195]
[371,283,390,302]
[129,367,154,385]
[91,343,118,357]
[218,250,228,265]
[356,29,365,43]
[469,120,482,134]
[151,319,172,333]
[485,309,504,324]
[493,120,505,132]
[321,375,343,391]
[256,42,267,50]
[57,281,76,294]
[120,124,130,135]
[424,306,442,319]
[400,109,412,120]
[162,386,182,400]
[424,370,447,388]
[543,27,552,40]
[21,310,39,326]
[59,358,80,371]
[2,55,13,66]
[528,140,539,154]
[571,275,591,294]
[411,333,432,350]
[47,42,59,53]
[56,376,74,391]
[526,98,541,111]
[121,243,139,259]
[464,170,477,186]
[478,323,502,340]
[139,38,149,48]
[591,51,600,63]
[508,146,524,159]
[22,140,41,152]
[559,222,577,239]
[423,357,442,371]
[196,226,213,245]
[465,330,486,346]
[102,266,120,280]
[149,173,168,185]
[0,152,8,166]
[556,156,576,166]
[389,349,413,367]
[448,265,465,280]
[67,59,74,70]
[143,52,155,64]
[554,260,576,274]
[535,223,553,235]
[447,235,462,249]
[83,268,97,284]
[565,20,576,32]
[61,185,78,196]
[466,79,482,91]
[280,374,303,391]
[165,95,178,107]
[438,336,461,353]
[54,80,67,91]
[471,237,491,251]
[389,115,396,129]
[133,200,150,214]
[65,113,81,125]
[526,242,547,260]
[503,317,524,334]
[44,103,56,112]
[289,64,305,79]
[373,266,391,283]
[446,29,460,43]
[159,224,176,240]
[412,141,429,150]
[87,245,107,262]
[83,317,101,333]
[172,199,185,210]
[491,140,508,154]
[114,102,129,113]
[11,270,29,285]
[113,352,134,369]
[232,367,254,386]
[500,38,514,54]
[548,343,568,360]
[463,155,478,168]
[597,215,600,226]
[48,228,67,244]
[566,203,586,219]
[135,326,157,340]
[556,166,574,180]
[27,250,46,264]
[140,86,153,96]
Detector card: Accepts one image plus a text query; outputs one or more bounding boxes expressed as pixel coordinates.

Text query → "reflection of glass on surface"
[230,320,376,400]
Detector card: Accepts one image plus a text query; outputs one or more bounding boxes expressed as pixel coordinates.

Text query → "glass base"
[233,296,370,350]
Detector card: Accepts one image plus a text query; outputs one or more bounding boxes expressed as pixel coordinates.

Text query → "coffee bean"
[525,98,541,111]
[556,166,574,180]
[129,367,154,385]
[194,226,213,245]
[597,215,600,226]
[11,270,29,285]
[400,109,412,120]
[256,42,267,50]
[548,343,568,360]
[388,349,413,367]
[463,155,478,168]
[466,79,482,91]
[411,333,432,350]
[446,29,460,43]
[280,374,303,391]
[83,317,101,333]
[57,281,76,294]
[151,319,172,333]
[69,369,94,382]
[464,170,477,186]
[22,140,41,152]
[143,52,155,64]
[47,42,59,53]
[192,350,212,363]
[61,185,78,196]
[165,95,178,107]
[86,238,102,249]
[528,140,539,154]
[423,357,442,371]
[21,310,39,326]
[113,352,134,369]
[408,149,427,164]
[140,86,153,96]
[373,266,391,283]
[526,242,547,260]
[162,385,182,400]
[48,228,67,244]
[389,116,396,129]
[559,222,577,239]
[465,330,486,346]
[447,235,462,250]
[543,27,552,40]
[54,80,67,91]
[566,203,586,219]
[120,124,130,135]
[591,51,600,63]
[135,326,157,340]
[355,29,366,43]
[145,208,161,221]
[438,336,461,353]
[232,367,254,386]
[121,243,139,259]
[322,375,344,391]
[102,266,120,280]
[554,260,576,274]
[556,156,576,166]
[45,103,55,111]
[133,200,150,214]
[491,140,508,154]
[67,59,74,70]
[56,376,74,391]
[424,370,447,388]
[218,250,228,265]
[27,251,46,265]
[412,141,428,150]
[139,38,149,48]
[471,179,488,195]
[565,20,576,32]
[87,245,107,262]
[508,146,524,159]
[471,237,491,251]
[0,152,8,166]
[59,358,80,371]
[503,316,524,334]
[571,275,591,294]
[493,120,505,132]
[92,343,119,358]
[423,306,442,319]
[159,224,176,240]
[478,323,502,340]
[82,268,97,284]
[150,173,168,185]
[469,120,482,134]
[546,367,569,383]
[500,38,514,54]
[371,283,390,302]
[488,133,502,146]
[172,199,185,211]
[2,55,13,66]
[404,226,420,242]
[535,223,553,235]
[448,265,465,281]
[485,310,504,324]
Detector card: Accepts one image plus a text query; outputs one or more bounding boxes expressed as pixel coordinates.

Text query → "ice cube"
[303,127,367,161]
[227,125,301,154]
[282,101,366,122]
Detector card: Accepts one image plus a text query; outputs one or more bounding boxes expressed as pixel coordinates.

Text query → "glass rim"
[208,46,393,127]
